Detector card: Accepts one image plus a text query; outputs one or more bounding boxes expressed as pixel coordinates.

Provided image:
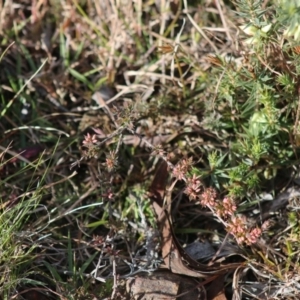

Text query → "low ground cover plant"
[1,0,300,299]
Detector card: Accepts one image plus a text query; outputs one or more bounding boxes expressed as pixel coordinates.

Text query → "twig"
[111,251,118,299]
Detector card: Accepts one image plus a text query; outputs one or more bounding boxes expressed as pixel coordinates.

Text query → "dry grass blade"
[205,55,224,67]
[2,0,300,298]
[0,58,48,118]
[182,0,218,52]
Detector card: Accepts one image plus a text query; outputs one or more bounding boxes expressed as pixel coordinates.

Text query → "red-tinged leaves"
[149,160,242,279]
[9,145,44,163]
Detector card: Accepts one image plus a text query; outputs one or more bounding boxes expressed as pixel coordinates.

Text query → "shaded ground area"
[1,0,300,299]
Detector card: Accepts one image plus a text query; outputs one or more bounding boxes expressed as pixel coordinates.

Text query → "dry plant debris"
[1,0,300,299]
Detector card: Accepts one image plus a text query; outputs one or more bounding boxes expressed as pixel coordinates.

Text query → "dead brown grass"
[1,0,300,299]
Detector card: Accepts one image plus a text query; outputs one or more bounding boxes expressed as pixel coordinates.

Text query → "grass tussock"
[1,0,300,299]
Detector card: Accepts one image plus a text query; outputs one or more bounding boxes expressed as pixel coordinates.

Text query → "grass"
[1,0,300,299]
